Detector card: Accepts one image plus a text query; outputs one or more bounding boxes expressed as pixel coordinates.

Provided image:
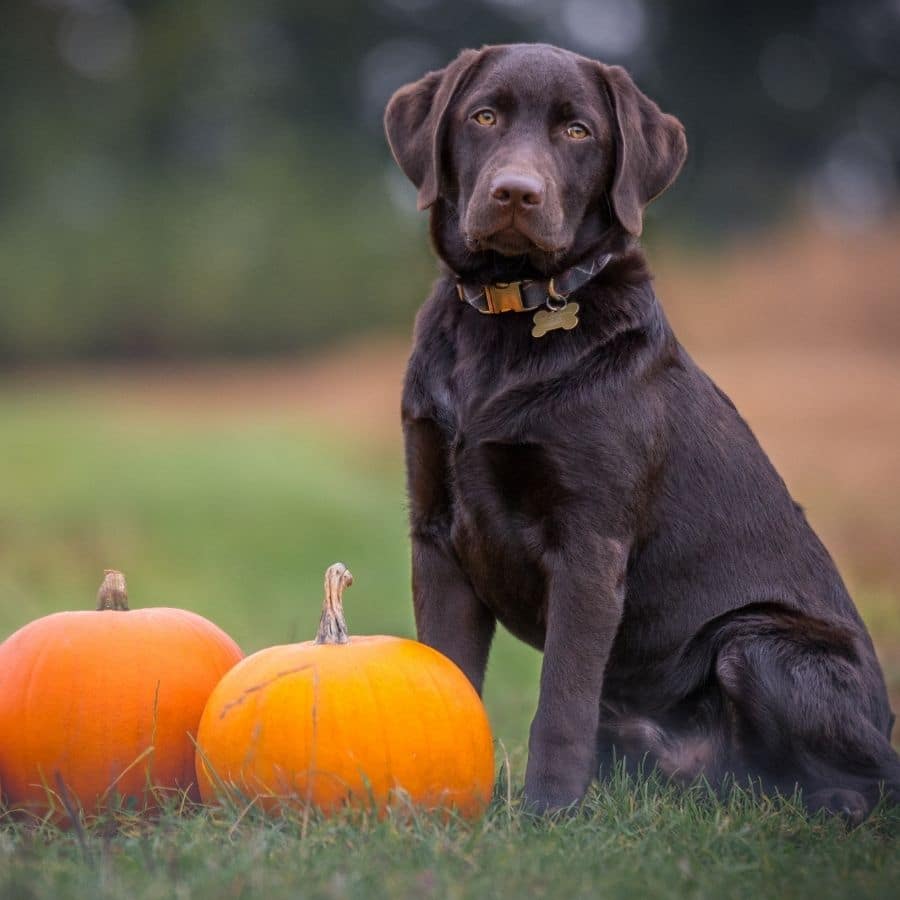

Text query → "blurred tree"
[1,0,898,361]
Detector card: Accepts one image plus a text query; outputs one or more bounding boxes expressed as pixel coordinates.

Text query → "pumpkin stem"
[96,569,129,611]
[315,563,353,644]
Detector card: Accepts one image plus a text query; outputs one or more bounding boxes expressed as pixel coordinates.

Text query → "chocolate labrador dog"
[384,43,899,821]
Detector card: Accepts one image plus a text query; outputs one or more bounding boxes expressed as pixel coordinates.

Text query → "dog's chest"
[436,351,571,647]
[448,440,551,649]
[407,310,605,647]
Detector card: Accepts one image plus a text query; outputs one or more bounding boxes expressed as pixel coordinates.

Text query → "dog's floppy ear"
[384,49,482,211]
[597,64,687,236]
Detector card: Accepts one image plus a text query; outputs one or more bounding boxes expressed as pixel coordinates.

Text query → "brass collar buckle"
[483,281,526,314]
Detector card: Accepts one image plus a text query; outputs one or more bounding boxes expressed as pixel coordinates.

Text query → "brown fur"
[385,43,899,821]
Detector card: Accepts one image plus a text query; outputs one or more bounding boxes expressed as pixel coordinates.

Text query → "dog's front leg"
[411,536,496,695]
[406,417,496,694]
[524,539,628,812]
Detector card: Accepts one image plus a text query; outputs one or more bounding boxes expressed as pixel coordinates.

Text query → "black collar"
[455,253,613,314]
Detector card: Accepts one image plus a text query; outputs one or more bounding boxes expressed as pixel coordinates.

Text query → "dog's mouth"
[465,225,565,258]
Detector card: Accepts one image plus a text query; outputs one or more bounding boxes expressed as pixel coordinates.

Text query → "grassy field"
[1,357,898,897]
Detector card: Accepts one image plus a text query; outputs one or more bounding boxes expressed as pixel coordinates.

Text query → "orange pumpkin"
[0,570,242,817]
[195,564,494,818]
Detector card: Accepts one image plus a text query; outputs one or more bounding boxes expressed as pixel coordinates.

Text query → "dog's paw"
[806,788,870,827]
[521,775,587,818]
[519,793,581,819]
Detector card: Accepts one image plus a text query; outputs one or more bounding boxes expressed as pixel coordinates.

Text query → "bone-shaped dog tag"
[532,302,580,338]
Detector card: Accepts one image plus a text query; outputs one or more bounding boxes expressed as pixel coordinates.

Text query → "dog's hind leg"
[714,612,900,825]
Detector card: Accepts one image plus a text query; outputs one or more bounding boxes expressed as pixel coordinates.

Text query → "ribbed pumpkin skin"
[196,636,494,818]
[0,608,242,815]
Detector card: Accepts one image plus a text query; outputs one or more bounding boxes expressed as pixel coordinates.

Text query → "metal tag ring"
[547,278,568,310]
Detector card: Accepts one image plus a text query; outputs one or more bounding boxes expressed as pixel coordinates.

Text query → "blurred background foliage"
[2,0,899,362]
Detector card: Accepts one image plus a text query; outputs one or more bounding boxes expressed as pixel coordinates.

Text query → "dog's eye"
[472,109,497,127]
[566,122,590,140]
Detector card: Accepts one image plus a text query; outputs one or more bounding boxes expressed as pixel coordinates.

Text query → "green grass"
[1,390,898,899]
[2,777,898,900]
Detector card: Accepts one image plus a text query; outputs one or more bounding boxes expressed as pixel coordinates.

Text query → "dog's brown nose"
[489,172,545,208]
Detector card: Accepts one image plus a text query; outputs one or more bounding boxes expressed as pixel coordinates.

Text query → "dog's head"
[385,43,686,280]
